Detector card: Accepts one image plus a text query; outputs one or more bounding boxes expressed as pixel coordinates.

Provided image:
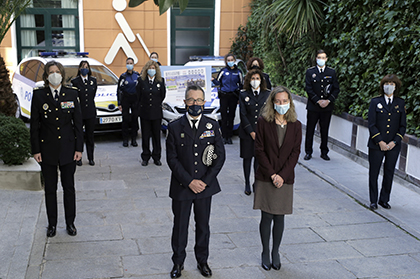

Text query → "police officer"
[30,61,83,237]
[166,85,225,278]
[246,57,272,90]
[71,60,97,166]
[137,60,166,166]
[239,69,270,195]
[304,49,340,161]
[117,57,140,147]
[368,74,406,210]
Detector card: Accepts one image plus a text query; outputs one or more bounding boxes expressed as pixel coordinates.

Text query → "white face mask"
[383,84,395,96]
[250,80,260,89]
[48,72,62,86]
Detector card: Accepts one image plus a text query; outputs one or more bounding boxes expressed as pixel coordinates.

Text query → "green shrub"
[0,114,31,165]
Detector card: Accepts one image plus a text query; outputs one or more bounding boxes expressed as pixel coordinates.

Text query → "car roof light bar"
[189,56,225,61]
[39,51,89,57]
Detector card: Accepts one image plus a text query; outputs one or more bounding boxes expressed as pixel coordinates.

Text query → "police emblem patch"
[90,80,94,85]
[43,103,49,110]
[206,123,213,129]
[377,103,383,109]
[312,73,316,78]
[157,84,160,88]
[245,96,250,102]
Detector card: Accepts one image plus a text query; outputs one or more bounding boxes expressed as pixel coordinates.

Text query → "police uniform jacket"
[117,71,140,106]
[30,86,83,166]
[137,77,166,120]
[166,115,226,201]
[71,75,97,119]
[305,66,340,112]
[238,89,270,139]
[213,65,243,93]
[368,96,406,149]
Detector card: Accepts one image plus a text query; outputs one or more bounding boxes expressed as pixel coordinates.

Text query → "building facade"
[0,0,251,76]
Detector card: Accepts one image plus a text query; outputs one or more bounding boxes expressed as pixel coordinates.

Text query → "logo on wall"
[104,0,150,65]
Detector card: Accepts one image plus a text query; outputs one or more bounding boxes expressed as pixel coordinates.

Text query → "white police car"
[12,52,122,132]
[161,56,246,131]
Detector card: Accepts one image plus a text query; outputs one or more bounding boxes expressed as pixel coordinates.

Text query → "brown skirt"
[253,179,293,215]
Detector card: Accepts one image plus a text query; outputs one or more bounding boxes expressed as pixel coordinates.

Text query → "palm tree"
[0,0,32,43]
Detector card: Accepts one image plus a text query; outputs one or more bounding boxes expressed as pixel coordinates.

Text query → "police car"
[12,52,122,132]
[161,56,246,131]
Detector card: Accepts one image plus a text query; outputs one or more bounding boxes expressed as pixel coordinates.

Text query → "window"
[16,0,79,62]
[171,0,215,65]
[20,60,42,82]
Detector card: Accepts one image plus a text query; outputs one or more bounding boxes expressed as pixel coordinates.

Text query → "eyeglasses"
[186,98,205,105]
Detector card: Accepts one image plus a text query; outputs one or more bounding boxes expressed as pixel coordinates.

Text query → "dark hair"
[243,69,267,91]
[77,60,92,76]
[379,74,402,97]
[185,84,205,100]
[150,52,159,58]
[316,49,327,57]
[246,57,265,71]
[224,53,236,67]
[43,61,65,86]
[126,57,134,63]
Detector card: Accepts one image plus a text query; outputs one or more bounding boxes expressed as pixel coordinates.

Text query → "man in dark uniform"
[304,49,340,161]
[166,85,225,278]
[368,74,406,210]
[30,61,83,237]
[71,60,97,166]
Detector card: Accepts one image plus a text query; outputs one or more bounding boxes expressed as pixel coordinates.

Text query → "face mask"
[316,59,326,67]
[147,69,156,77]
[126,64,134,71]
[274,103,290,115]
[250,80,260,89]
[80,68,89,76]
[227,61,235,67]
[187,105,203,117]
[48,73,62,86]
[251,65,260,70]
[151,58,158,63]
[383,84,395,96]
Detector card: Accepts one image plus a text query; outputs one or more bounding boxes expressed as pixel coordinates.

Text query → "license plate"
[99,116,122,124]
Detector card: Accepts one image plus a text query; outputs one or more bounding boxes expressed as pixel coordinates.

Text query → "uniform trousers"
[140,118,162,162]
[41,161,76,226]
[171,196,212,265]
[121,94,139,140]
[305,110,332,155]
[83,117,95,160]
[219,92,238,139]
[368,146,401,204]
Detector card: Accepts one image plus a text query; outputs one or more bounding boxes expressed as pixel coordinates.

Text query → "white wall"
[329,116,352,146]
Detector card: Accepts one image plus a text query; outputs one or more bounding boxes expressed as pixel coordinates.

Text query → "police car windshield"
[63,66,118,86]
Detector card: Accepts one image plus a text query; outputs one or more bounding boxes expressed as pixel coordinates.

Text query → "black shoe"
[66,224,77,236]
[223,138,228,145]
[123,140,128,147]
[154,160,162,166]
[197,263,212,277]
[378,201,391,209]
[141,160,148,166]
[227,137,233,144]
[88,160,95,166]
[76,160,82,166]
[47,225,56,237]
[261,262,271,271]
[304,154,312,160]
[261,252,271,270]
[320,154,330,161]
[369,203,378,210]
[244,190,251,196]
[170,264,183,278]
[272,263,281,270]
[131,139,138,147]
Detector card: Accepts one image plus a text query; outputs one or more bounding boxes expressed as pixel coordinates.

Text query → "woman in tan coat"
[254,86,302,271]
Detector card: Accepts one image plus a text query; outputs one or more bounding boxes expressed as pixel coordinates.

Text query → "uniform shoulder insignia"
[308,66,316,70]
[240,89,246,92]
[202,115,216,123]
[33,86,45,90]
[170,116,182,123]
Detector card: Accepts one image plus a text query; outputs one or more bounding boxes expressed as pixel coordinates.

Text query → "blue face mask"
[151,58,158,63]
[227,61,235,67]
[126,64,134,71]
[147,69,156,77]
[80,68,89,76]
[316,59,326,67]
[274,103,290,115]
[187,105,203,117]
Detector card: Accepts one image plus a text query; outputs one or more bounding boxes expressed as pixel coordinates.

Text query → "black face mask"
[251,65,260,70]
[187,105,203,117]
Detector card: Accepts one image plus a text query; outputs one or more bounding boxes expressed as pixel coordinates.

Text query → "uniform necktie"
[320,68,323,73]
[254,91,258,97]
[149,79,153,85]
[54,89,59,104]
[388,98,392,110]
[192,119,198,137]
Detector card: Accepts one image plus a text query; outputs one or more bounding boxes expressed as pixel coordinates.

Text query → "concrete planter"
[0,157,42,190]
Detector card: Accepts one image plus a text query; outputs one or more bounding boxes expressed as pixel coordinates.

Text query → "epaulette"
[64,84,79,90]
[240,89,246,92]
[33,86,45,90]
[308,66,316,70]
